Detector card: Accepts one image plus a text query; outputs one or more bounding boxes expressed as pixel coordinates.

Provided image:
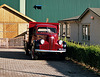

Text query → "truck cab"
[24,22,66,59]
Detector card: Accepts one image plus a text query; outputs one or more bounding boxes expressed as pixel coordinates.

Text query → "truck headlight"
[63,45,66,48]
[40,39,45,44]
[58,40,63,45]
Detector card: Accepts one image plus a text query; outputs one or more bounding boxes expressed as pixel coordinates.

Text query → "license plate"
[59,48,63,50]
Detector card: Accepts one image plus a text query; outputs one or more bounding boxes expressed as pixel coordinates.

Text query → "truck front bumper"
[35,49,66,53]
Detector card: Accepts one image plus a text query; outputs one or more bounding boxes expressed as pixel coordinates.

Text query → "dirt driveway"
[0,48,99,77]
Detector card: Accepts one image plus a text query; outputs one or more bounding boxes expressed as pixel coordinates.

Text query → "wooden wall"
[0,8,28,23]
[0,23,3,38]
[0,7,29,38]
[18,23,28,35]
[0,23,28,38]
[3,23,18,38]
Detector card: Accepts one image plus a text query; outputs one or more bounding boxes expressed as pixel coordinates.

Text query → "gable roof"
[79,8,100,19]
[59,8,100,22]
[0,4,36,22]
[58,16,80,22]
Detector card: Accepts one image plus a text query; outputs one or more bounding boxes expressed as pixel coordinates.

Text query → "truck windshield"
[38,27,57,33]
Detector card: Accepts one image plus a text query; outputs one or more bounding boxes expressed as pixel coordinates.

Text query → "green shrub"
[66,41,100,69]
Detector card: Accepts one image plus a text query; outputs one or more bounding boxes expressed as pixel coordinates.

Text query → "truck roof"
[29,22,59,28]
[37,24,57,28]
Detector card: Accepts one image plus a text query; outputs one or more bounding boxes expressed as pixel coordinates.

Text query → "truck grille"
[49,36,54,50]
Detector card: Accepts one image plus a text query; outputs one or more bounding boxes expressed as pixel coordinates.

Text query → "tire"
[59,53,66,60]
[25,49,29,55]
[24,42,29,55]
[31,45,38,60]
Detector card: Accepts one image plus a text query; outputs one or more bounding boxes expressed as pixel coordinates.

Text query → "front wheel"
[24,42,29,55]
[31,46,38,60]
[59,53,66,60]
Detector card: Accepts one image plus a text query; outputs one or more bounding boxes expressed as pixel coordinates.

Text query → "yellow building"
[0,4,36,38]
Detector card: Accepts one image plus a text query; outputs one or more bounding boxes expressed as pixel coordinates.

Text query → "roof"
[58,16,80,22]
[90,8,100,16]
[0,4,36,22]
[79,8,100,19]
[59,8,100,22]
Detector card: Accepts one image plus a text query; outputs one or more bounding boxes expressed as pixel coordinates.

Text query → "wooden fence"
[0,36,24,48]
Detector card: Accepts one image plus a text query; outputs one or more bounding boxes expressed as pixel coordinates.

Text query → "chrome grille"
[49,36,54,50]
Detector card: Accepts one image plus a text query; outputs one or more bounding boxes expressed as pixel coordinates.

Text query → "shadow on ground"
[47,60,100,77]
[0,49,62,60]
[0,49,31,60]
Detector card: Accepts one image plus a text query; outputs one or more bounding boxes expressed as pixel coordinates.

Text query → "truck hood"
[37,33,58,50]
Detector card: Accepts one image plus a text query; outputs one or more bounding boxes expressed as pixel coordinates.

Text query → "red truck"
[24,22,66,59]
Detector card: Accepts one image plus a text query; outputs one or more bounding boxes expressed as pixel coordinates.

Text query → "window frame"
[37,27,57,33]
[82,24,90,41]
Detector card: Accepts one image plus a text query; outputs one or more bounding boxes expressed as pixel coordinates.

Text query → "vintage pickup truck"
[24,22,66,59]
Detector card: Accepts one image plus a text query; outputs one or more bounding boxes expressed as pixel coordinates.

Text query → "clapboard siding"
[0,8,28,23]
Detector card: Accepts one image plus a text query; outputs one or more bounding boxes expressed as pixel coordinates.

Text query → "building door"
[3,23,18,38]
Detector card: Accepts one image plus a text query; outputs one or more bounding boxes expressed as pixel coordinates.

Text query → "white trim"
[35,49,66,52]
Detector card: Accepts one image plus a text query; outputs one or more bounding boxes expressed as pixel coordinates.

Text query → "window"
[59,23,70,38]
[62,24,66,37]
[82,25,90,40]
[38,27,57,33]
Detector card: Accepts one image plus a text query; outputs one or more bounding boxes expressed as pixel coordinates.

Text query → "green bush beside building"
[66,41,100,69]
